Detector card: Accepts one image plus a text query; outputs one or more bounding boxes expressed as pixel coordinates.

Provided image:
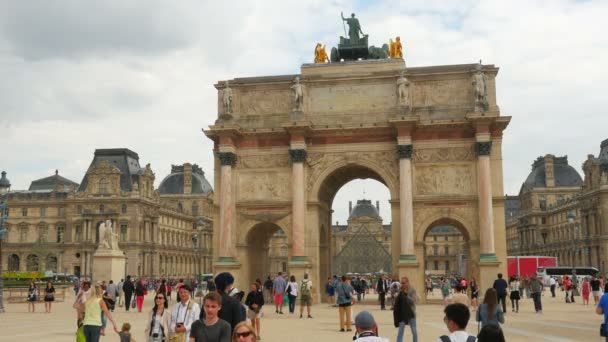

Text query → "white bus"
[537,266,599,285]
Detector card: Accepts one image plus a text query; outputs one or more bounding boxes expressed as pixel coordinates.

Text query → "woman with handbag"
[44,281,55,313]
[80,283,119,342]
[145,292,171,342]
[286,275,298,314]
[245,283,264,339]
[27,281,38,313]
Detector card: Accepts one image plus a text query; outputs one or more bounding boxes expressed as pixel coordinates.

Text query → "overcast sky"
[1,1,606,224]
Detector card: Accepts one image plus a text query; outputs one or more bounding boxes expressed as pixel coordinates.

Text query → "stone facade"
[506,143,608,274]
[0,149,213,281]
[205,58,510,302]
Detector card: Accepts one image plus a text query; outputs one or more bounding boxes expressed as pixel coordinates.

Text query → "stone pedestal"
[478,259,502,291]
[288,260,314,301]
[397,261,423,302]
[92,249,126,283]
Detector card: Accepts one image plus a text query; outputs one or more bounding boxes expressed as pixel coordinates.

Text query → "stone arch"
[416,214,475,244]
[243,222,287,284]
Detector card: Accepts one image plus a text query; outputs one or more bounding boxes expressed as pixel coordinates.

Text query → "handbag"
[601,323,607,337]
[131,297,136,309]
[76,325,85,342]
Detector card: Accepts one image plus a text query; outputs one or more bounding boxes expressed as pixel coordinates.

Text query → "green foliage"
[2,271,45,280]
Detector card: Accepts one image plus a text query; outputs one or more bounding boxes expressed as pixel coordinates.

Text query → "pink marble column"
[289,149,307,260]
[218,152,236,262]
[476,141,496,258]
[397,144,415,260]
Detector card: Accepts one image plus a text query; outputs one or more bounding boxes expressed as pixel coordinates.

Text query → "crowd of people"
[23,269,607,341]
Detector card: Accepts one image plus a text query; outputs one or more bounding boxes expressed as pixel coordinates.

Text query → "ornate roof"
[523,155,582,188]
[77,148,144,192]
[29,170,78,191]
[158,164,213,195]
[348,199,381,220]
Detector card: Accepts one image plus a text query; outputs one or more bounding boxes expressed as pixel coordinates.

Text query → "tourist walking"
[27,281,38,313]
[135,279,146,312]
[441,278,450,306]
[106,280,117,311]
[170,285,201,342]
[213,272,246,333]
[549,277,556,297]
[117,279,124,307]
[582,277,591,305]
[190,292,231,342]
[232,322,257,342]
[325,277,335,306]
[245,283,264,339]
[595,283,608,338]
[272,272,287,314]
[123,276,135,312]
[470,278,479,311]
[299,273,313,319]
[286,275,298,314]
[592,275,602,305]
[119,322,136,342]
[476,288,505,328]
[144,292,170,342]
[438,303,477,342]
[44,281,55,313]
[354,311,389,342]
[530,276,543,313]
[336,275,355,332]
[263,276,273,304]
[425,277,432,296]
[509,276,520,313]
[492,273,508,314]
[393,277,418,342]
[80,283,119,342]
[389,276,401,309]
[376,274,389,310]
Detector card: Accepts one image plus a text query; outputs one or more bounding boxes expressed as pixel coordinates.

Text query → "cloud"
[1,0,607,226]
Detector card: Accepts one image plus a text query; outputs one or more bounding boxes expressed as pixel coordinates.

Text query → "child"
[118,322,136,342]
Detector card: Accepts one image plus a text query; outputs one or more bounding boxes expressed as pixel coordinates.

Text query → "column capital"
[397,144,413,159]
[289,149,307,163]
[218,152,237,166]
[475,141,492,156]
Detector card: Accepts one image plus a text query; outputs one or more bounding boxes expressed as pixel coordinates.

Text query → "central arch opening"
[314,163,396,303]
[246,222,287,284]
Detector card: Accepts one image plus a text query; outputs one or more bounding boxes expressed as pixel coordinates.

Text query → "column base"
[398,254,417,264]
[215,256,239,267]
[396,260,423,303]
[289,256,310,265]
[480,253,498,262]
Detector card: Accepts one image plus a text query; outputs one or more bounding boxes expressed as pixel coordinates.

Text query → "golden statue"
[389,36,403,59]
[314,43,329,63]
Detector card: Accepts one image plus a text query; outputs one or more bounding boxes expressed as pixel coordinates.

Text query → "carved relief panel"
[238,171,291,201]
[236,88,292,116]
[414,165,475,196]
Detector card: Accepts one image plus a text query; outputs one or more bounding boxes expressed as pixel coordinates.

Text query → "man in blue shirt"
[595,284,608,340]
[272,272,287,314]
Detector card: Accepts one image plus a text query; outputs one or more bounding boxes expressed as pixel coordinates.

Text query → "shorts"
[593,291,602,297]
[248,308,261,320]
[274,294,284,304]
[300,294,312,306]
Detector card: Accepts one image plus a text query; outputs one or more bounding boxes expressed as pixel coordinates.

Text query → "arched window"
[99,178,109,194]
[26,254,39,272]
[8,254,20,271]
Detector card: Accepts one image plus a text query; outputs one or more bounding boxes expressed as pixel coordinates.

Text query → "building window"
[77,205,83,214]
[121,204,127,214]
[26,254,39,272]
[40,207,46,217]
[541,217,546,224]
[192,202,199,216]
[120,224,128,241]
[445,246,449,255]
[56,226,65,243]
[22,208,28,217]
[433,236,437,242]
[177,202,183,213]
[99,178,109,194]
[434,261,439,270]
[8,254,20,271]
[99,204,104,213]
[433,245,438,256]
[58,207,65,217]
[444,235,448,241]
[38,223,48,242]
[75,225,83,242]
[445,261,450,271]
[46,255,58,272]
[19,225,28,242]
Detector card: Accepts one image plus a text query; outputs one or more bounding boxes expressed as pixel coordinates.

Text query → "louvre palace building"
[506,139,608,274]
[0,148,213,280]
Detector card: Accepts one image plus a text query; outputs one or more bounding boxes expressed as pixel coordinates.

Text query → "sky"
[1,0,606,224]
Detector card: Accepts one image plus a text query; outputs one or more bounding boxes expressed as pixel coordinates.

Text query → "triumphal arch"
[205,50,510,302]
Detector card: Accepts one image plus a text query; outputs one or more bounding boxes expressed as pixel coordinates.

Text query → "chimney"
[544,155,555,187]
[349,201,352,214]
[183,163,192,194]
[376,200,380,211]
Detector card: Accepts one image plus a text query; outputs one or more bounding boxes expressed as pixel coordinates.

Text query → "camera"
[152,333,159,338]
[176,323,183,328]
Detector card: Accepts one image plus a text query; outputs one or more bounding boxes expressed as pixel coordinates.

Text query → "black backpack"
[439,335,476,342]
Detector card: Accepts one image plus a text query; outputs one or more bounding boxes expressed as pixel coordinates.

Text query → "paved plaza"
[0,291,604,342]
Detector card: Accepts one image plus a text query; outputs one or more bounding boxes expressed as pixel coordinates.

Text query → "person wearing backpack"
[437,303,477,342]
[299,273,313,319]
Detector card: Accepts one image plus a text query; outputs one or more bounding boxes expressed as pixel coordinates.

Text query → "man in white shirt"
[437,303,476,342]
[170,285,201,342]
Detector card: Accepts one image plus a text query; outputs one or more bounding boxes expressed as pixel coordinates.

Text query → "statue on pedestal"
[389,36,403,59]
[314,43,329,63]
[222,80,233,114]
[99,219,119,251]
[291,76,304,112]
[472,61,488,111]
[397,73,411,109]
[341,12,365,44]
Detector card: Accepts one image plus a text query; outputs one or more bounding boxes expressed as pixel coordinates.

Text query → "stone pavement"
[0,291,604,341]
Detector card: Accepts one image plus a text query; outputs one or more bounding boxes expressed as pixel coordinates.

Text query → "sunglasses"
[235,331,252,338]
[156,296,165,300]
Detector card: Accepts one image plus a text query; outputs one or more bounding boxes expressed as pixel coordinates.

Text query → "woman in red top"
[581,277,591,305]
